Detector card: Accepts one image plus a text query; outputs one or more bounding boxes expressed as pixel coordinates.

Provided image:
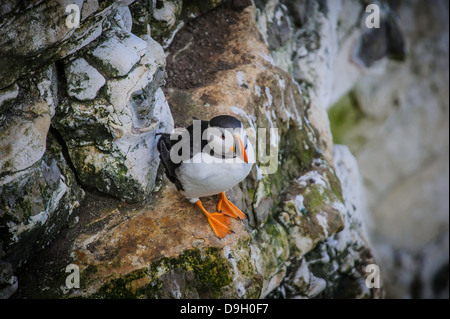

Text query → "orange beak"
[234,134,248,164]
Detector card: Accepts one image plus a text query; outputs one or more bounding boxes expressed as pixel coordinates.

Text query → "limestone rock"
[1,2,173,298]
[0,135,85,269]
[65,58,106,101]
[0,62,84,298]
[0,66,56,174]
[53,26,174,202]
[267,145,381,299]
[278,160,346,258]
[0,83,19,111]
[0,0,119,89]
[88,28,147,77]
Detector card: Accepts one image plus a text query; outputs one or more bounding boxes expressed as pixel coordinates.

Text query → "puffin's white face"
[203,126,249,162]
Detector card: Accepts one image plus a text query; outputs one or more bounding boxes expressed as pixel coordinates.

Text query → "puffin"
[157,115,254,238]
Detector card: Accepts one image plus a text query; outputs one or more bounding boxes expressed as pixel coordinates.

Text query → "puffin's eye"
[221,133,225,140]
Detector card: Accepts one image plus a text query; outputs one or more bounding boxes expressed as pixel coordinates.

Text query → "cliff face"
[1,0,432,299]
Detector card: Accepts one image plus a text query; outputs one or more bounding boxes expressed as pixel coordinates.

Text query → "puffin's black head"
[206,115,248,163]
[209,115,242,130]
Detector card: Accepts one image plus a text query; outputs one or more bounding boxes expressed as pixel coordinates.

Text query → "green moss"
[69,147,145,202]
[328,91,365,145]
[53,97,113,148]
[81,264,98,280]
[16,196,33,217]
[278,122,316,172]
[92,247,234,298]
[156,247,233,296]
[2,158,13,171]
[302,185,323,216]
[326,169,344,204]
[302,170,344,216]
[0,95,16,114]
[264,220,289,266]
[251,116,322,223]
[251,220,290,281]
[283,200,296,213]
[247,188,255,201]
[262,175,273,197]
[116,162,128,178]
[93,268,149,299]
[234,240,257,278]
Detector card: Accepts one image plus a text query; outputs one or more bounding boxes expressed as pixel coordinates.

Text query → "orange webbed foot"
[217,192,247,220]
[196,200,232,239]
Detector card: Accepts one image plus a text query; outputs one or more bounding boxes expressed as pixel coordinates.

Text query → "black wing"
[156,133,184,191]
[156,120,211,191]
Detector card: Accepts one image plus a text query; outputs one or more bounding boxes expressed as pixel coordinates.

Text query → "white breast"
[177,141,255,201]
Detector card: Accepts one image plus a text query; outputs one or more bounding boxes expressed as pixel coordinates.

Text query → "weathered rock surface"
[14,186,262,298]
[0,0,171,297]
[0,0,120,89]
[1,0,391,299]
[54,23,174,202]
[65,58,106,101]
[164,4,350,298]
[0,64,84,273]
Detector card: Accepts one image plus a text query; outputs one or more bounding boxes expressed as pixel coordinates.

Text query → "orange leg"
[196,200,232,239]
[217,192,247,220]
